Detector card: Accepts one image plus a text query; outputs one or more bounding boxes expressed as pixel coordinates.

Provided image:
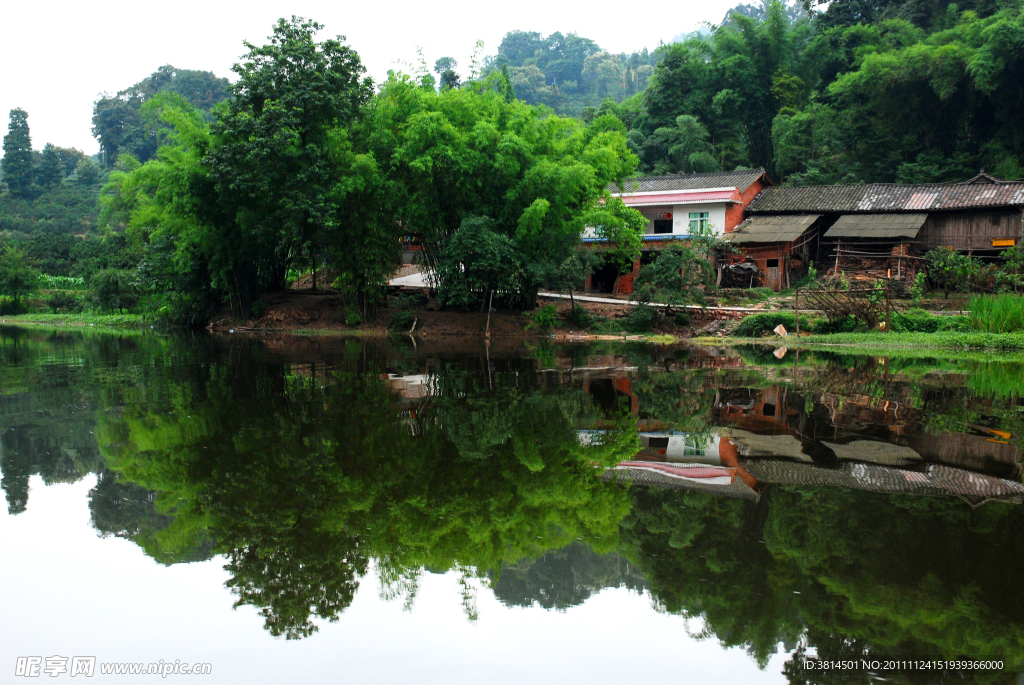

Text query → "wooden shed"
[739,172,1024,284]
[724,214,822,290]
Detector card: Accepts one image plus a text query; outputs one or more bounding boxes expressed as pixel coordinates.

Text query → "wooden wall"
[917,210,1023,253]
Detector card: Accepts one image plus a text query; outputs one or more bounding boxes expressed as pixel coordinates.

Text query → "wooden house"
[735,172,1024,288]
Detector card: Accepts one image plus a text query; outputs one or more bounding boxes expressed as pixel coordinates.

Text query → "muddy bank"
[207,290,700,340]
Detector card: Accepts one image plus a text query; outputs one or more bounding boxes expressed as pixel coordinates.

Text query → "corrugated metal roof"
[748,177,1024,214]
[824,213,928,239]
[724,214,820,244]
[610,168,767,194]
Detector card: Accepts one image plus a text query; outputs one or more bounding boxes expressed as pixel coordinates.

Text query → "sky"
[1,475,792,684]
[1,0,740,156]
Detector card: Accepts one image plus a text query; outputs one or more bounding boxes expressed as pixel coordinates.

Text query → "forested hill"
[92,65,230,165]
[0,66,229,278]
[486,0,1024,184]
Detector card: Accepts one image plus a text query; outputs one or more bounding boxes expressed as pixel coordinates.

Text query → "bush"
[387,310,414,331]
[734,312,811,337]
[674,311,691,327]
[968,294,1024,333]
[0,298,29,315]
[526,304,557,334]
[250,300,266,318]
[910,271,927,304]
[568,305,593,328]
[626,303,656,332]
[46,292,80,313]
[809,315,860,334]
[925,247,982,297]
[344,305,363,327]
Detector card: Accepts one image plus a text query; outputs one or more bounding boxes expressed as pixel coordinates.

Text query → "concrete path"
[388,270,432,288]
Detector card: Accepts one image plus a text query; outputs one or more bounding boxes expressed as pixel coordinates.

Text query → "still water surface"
[1,327,1023,683]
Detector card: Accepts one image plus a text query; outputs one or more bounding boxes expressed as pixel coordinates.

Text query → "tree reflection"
[95,356,636,637]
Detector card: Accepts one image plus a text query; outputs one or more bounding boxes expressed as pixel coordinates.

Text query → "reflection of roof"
[604,462,760,500]
[748,175,1024,213]
[723,430,812,461]
[824,213,928,239]
[609,169,767,194]
[741,459,1024,504]
[725,214,820,244]
[823,440,923,467]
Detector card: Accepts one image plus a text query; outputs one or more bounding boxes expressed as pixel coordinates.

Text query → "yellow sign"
[993,238,1016,247]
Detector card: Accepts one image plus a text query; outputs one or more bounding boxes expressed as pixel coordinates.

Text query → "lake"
[1,326,1022,684]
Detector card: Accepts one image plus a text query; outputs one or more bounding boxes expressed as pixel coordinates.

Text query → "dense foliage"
[496,0,1024,181]
[4,2,1024,324]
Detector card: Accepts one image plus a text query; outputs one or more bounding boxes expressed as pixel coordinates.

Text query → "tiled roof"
[748,176,1024,214]
[824,213,928,239]
[741,459,1024,503]
[725,214,820,244]
[610,168,767,194]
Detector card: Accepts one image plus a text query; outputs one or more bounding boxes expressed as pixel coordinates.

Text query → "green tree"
[2,109,35,198]
[0,243,40,306]
[202,16,373,314]
[90,268,140,313]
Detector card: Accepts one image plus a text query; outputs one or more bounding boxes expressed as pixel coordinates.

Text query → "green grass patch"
[747,330,1024,351]
[968,294,1024,333]
[0,313,148,327]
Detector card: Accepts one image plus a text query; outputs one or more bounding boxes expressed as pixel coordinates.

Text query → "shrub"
[810,315,860,334]
[734,312,810,337]
[250,300,266,318]
[996,246,1024,294]
[968,294,1024,333]
[46,292,80,313]
[344,305,363,326]
[526,304,558,334]
[925,247,981,297]
[674,311,691,327]
[626,303,656,332]
[910,271,926,304]
[0,298,29,315]
[568,305,593,328]
[387,310,414,331]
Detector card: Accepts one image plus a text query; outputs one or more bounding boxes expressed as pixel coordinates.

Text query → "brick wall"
[725,178,769,232]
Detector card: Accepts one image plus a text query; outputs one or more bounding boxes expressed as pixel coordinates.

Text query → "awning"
[724,214,820,244]
[824,213,928,239]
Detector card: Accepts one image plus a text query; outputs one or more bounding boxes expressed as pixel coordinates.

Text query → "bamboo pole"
[794,289,800,336]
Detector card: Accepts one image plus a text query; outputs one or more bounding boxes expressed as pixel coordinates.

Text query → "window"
[766,259,779,268]
[653,219,673,234]
[762,403,777,417]
[688,211,710,232]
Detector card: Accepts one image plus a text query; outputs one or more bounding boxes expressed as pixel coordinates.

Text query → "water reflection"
[2,327,1024,680]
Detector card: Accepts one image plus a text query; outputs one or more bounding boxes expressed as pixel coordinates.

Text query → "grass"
[0,312,148,327]
[968,294,1024,333]
[708,330,1024,351]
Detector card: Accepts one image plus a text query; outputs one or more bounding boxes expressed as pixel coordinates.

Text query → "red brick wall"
[614,257,642,295]
[724,177,769,232]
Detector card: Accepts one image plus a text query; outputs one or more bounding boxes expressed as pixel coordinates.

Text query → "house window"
[653,219,673,234]
[688,211,710,232]
[766,259,779,268]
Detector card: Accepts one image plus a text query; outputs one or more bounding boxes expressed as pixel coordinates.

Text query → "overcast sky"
[2,0,739,155]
